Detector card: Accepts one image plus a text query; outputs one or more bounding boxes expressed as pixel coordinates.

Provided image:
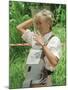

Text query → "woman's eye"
[35,21,42,25]
[38,21,42,24]
[36,22,38,25]
[39,22,41,24]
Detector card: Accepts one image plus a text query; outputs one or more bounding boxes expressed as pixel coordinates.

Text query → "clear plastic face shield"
[31,8,42,35]
[31,8,54,35]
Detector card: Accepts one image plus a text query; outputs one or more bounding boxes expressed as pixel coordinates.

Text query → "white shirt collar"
[43,31,53,43]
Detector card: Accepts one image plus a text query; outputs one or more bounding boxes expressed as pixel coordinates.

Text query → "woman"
[16,9,61,88]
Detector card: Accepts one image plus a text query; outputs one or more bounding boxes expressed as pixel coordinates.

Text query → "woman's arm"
[42,45,58,67]
[34,34,58,67]
[16,18,33,33]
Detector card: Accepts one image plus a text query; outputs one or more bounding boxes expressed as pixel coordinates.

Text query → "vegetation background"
[9,1,66,89]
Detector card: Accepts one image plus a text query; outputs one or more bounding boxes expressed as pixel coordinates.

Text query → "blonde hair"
[34,9,54,30]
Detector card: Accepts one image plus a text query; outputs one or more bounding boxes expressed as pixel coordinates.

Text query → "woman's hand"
[33,34,44,46]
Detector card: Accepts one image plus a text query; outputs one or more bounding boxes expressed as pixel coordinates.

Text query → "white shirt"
[22,29,61,71]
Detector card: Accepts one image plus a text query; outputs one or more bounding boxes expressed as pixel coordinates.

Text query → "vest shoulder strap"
[46,34,55,45]
[41,34,55,58]
[48,34,55,43]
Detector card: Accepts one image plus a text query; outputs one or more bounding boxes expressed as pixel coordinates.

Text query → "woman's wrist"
[41,42,47,48]
[41,43,47,54]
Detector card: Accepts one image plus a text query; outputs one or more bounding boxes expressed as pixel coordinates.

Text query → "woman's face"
[35,16,50,34]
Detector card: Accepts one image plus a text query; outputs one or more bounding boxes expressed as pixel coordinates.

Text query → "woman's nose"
[37,25,41,29]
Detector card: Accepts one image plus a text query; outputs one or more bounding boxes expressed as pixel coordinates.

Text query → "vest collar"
[43,31,53,43]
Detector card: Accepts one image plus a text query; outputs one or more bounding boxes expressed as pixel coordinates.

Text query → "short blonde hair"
[34,9,54,30]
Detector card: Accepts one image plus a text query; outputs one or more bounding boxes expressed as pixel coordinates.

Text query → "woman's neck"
[40,29,51,36]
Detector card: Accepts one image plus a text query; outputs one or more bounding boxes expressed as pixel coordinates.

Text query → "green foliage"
[9,47,30,89]
[9,57,26,89]
[52,46,66,86]
[52,24,66,43]
[53,5,66,26]
[9,1,66,89]
[52,25,66,86]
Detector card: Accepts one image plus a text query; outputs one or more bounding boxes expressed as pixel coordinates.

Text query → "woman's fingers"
[34,33,41,38]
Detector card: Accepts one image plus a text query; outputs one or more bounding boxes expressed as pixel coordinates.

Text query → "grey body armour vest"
[23,34,54,88]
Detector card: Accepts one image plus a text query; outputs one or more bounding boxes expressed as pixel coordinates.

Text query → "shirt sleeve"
[47,36,62,60]
[21,29,34,44]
